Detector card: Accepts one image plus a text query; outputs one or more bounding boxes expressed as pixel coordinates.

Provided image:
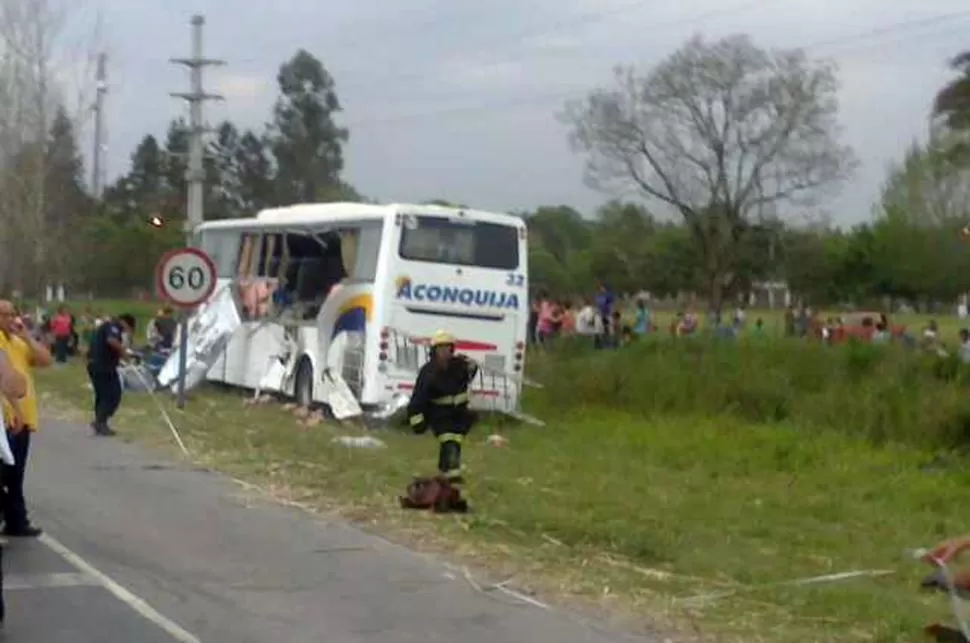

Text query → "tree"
[101,135,167,221]
[933,51,970,134]
[0,0,101,295]
[523,205,593,294]
[562,34,856,312]
[78,133,184,296]
[867,140,970,306]
[268,49,349,204]
[525,205,590,267]
[782,227,851,305]
[585,201,656,294]
[45,106,92,285]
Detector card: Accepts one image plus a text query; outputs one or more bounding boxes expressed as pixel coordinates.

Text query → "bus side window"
[236,233,261,320]
[254,233,284,318]
[351,223,381,282]
[237,233,258,279]
[200,230,241,278]
[338,228,359,279]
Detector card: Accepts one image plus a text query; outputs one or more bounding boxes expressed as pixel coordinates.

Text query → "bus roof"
[194,202,524,232]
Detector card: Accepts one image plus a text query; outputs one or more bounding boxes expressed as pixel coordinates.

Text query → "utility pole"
[169,14,224,409]
[91,52,107,198]
[170,14,224,236]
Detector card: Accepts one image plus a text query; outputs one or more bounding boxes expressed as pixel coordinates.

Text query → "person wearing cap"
[406,330,479,483]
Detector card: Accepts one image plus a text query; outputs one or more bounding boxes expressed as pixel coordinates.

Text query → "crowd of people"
[14,305,178,438]
[526,283,639,348]
[525,284,769,348]
[526,289,970,368]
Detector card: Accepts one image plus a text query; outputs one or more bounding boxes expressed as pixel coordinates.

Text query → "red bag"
[399,476,468,513]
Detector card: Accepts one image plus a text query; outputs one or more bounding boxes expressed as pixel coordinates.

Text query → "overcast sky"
[64,0,970,225]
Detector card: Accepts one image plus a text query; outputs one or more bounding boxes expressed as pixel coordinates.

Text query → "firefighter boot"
[437,438,464,484]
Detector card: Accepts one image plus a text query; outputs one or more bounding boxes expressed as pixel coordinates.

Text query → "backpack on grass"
[399,476,469,514]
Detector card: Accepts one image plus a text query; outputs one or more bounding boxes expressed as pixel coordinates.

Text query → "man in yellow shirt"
[0,301,52,538]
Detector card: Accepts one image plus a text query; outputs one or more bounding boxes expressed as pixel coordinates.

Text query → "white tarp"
[158,285,241,392]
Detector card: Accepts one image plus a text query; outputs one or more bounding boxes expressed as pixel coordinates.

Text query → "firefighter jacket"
[406,356,478,434]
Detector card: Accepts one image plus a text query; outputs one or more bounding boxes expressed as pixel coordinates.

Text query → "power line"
[797,8,970,50]
[341,10,970,129]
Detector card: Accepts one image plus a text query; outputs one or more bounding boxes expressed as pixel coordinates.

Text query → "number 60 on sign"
[155,248,217,308]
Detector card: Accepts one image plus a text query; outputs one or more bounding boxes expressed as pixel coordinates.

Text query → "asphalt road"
[3,418,658,643]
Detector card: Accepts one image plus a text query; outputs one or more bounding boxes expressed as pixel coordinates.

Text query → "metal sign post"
[175,312,190,408]
[154,247,217,409]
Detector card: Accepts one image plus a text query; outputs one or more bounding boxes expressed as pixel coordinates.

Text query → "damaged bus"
[158,202,536,422]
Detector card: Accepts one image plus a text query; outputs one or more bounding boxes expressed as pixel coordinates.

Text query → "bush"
[526,336,970,450]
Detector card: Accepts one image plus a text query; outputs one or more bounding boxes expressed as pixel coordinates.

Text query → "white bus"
[173,202,531,419]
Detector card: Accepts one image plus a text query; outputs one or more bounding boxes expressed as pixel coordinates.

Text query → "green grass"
[534,336,970,449]
[34,334,968,643]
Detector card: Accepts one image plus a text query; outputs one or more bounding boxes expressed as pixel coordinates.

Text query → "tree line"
[6,32,970,310]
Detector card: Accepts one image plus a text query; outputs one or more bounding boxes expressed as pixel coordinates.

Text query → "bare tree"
[0,0,100,297]
[562,34,856,311]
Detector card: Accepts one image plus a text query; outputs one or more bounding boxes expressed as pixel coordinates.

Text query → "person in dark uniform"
[406,331,479,483]
[87,314,136,437]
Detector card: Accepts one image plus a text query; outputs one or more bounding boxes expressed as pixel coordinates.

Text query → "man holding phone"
[0,347,26,628]
[0,300,53,538]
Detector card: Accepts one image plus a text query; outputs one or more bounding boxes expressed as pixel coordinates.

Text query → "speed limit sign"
[155,248,217,308]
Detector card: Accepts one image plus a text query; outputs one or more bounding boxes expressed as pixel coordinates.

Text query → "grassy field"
[30,307,970,643]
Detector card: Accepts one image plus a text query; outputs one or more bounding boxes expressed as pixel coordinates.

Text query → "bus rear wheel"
[294,358,313,408]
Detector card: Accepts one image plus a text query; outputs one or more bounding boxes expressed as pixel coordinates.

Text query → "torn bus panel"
[255,327,300,395]
[320,369,362,420]
[158,285,242,392]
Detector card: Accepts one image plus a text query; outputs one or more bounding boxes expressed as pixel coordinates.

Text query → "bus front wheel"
[294,357,313,408]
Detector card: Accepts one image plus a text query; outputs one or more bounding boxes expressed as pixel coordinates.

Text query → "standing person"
[527,296,540,345]
[406,331,478,483]
[575,299,602,338]
[959,329,970,363]
[0,301,53,538]
[633,299,650,335]
[595,282,615,336]
[0,347,26,628]
[86,313,136,437]
[50,306,72,364]
[784,306,796,337]
[560,301,576,335]
[535,294,560,345]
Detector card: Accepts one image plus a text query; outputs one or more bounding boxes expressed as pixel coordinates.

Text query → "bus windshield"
[398,215,519,270]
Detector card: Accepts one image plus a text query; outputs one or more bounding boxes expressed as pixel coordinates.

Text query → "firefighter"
[406,330,479,483]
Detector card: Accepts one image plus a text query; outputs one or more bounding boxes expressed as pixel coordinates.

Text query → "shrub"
[526,336,970,451]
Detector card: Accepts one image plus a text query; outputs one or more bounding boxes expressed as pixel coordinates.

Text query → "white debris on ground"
[332,435,386,448]
[486,434,509,447]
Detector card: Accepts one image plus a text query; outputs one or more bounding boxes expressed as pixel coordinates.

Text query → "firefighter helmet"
[430,330,456,347]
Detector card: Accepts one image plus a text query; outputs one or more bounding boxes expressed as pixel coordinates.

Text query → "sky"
[57,0,970,225]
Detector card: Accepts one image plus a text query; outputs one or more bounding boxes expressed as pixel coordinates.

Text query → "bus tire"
[294,357,313,408]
